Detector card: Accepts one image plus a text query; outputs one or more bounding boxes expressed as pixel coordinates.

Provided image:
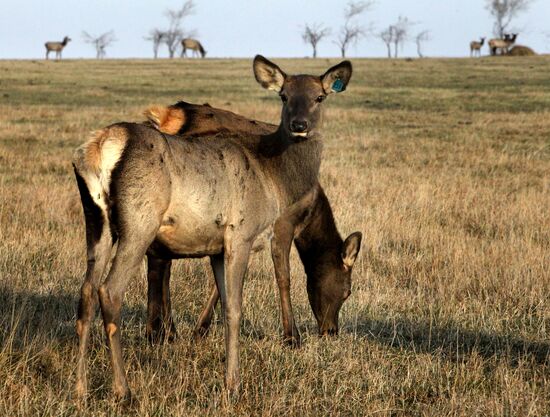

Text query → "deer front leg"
[214,239,251,397]
[271,218,301,347]
[146,256,177,344]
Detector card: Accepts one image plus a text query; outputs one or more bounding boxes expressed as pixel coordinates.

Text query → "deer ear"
[342,232,362,270]
[321,61,352,94]
[253,55,286,92]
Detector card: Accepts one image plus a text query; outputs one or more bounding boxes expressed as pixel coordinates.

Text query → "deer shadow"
[338,314,549,367]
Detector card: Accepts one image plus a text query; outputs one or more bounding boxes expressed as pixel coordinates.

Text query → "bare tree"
[82,31,116,59]
[392,16,413,58]
[378,26,394,58]
[145,29,165,59]
[485,0,533,38]
[302,23,331,58]
[415,30,431,58]
[335,1,373,58]
[163,1,195,58]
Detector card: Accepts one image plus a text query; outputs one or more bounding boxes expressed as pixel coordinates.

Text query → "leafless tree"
[82,31,116,59]
[163,1,195,58]
[378,26,394,58]
[485,0,533,38]
[335,1,373,58]
[145,29,165,59]
[302,23,331,58]
[392,16,413,58]
[415,30,431,58]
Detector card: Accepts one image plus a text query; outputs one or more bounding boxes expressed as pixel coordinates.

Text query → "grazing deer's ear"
[342,232,362,270]
[321,61,352,94]
[253,55,286,92]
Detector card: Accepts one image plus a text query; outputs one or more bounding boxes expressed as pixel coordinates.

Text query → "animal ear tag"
[332,78,345,93]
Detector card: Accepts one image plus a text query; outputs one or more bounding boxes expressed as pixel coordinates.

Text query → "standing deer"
[470,37,485,57]
[72,55,352,400]
[489,33,517,55]
[45,36,71,60]
[143,101,362,346]
[181,38,206,58]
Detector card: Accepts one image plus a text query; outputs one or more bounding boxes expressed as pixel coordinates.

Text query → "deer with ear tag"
[72,55,352,399]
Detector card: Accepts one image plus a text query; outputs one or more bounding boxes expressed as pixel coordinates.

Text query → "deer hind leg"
[98,222,158,400]
[146,255,177,344]
[74,170,114,399]
[193,264,221,339]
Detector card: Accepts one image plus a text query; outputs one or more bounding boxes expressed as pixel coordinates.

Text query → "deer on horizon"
[72,55,354,400]
[470,37,485,57]
[181,38,206,58]
[45,36,71,60]
[489,33,517,55]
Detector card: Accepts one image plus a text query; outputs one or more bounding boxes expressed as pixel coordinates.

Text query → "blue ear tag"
[332,78,344,92]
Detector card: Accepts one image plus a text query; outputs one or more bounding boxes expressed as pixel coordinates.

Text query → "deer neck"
[256,125,323,206]
[295,187,343,273]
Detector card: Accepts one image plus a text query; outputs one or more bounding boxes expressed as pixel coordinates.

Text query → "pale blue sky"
[1,0,548,59]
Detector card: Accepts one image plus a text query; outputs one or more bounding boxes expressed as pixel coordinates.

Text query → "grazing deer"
[181,38,206,58]
[143,101,362,346]
[489,33,517,56]
[470,37,485,57]
[72,55,352,400]
[44,36,71,60]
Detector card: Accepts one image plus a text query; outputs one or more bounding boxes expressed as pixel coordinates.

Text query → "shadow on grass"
[0,286,266,350]
[343,315,550,366]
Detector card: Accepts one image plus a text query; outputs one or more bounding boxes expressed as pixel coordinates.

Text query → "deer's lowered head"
[253,55,352,139]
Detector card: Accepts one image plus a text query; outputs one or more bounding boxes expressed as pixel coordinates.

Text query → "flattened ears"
[253,55,286,92]
[342,232,362,270]
[321,61,352,94]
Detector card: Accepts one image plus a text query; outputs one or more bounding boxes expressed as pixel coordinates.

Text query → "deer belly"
[154,213,224,257]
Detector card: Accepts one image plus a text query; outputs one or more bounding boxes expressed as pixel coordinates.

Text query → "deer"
[489,33,517,56]
[142,101,362,346]
[470,37,485,57]
[72,55,353,400]
[45,36,71,60]
[181,38,206,58]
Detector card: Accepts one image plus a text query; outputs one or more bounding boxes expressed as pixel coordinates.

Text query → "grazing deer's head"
[305,231,362,336]
[253,55,352,139]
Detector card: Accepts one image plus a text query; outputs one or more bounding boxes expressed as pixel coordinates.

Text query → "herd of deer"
[470,33,518,57]
[72,55,361,401]
[44,36,206,60]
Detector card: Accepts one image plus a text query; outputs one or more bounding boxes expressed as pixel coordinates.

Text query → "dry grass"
[0,57,549,416]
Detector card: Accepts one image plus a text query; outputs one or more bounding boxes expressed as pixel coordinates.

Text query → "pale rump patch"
[73,126,128,210]
[144,105,186,135]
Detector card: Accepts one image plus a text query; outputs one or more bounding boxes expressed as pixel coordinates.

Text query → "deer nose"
[290,120,308,133]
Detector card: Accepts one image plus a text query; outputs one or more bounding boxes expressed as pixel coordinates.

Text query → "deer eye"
[280,94,288,103]
[316,95,326,103]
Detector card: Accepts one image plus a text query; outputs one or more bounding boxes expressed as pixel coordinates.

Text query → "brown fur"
[72,56,354,399]
[143,101,361,342]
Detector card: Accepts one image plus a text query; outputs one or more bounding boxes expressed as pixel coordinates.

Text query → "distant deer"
[72,55,353,400]
[45,36,71,60]
[489,33,517,55]
[470,37,485,57]
[143,101,362,346]
[181,38,206,58]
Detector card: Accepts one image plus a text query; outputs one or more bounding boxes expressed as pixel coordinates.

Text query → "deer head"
[253,55,352,139]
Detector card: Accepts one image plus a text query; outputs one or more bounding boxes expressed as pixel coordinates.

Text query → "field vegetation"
[0,57,549,416]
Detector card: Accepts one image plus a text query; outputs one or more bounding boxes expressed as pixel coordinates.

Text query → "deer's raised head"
[63,36,72,44]
[253,55,352,139]
[306,231,362,336]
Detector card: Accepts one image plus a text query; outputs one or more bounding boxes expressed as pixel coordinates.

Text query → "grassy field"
[0,56,549,416]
